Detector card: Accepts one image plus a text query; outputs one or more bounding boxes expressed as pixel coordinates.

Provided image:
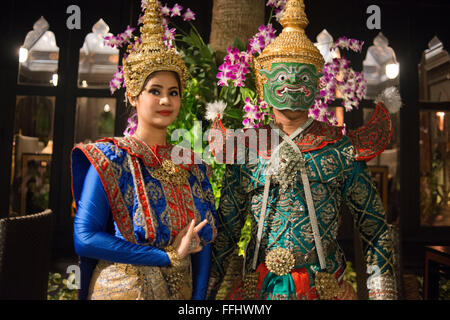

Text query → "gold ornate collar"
[97,136,194,171]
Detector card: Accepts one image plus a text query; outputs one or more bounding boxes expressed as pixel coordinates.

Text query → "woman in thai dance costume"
[71,0,217,300]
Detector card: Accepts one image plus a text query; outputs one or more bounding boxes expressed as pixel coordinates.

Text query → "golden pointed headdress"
[255,0,324,99]
[123,0,188,97]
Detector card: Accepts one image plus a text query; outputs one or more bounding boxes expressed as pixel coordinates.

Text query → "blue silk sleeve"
[191,244,211,300]
[73,164,171,266]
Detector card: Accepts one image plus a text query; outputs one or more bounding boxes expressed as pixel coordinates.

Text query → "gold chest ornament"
[133,133,189,186]
[151,158,189,186]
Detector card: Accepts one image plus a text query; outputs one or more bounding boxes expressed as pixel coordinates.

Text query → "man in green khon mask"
[261,62,320,111]
[207,0,397,300]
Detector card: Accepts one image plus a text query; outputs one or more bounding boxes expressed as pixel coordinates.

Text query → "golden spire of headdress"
[255,0,324,98]
[123,0,188,97]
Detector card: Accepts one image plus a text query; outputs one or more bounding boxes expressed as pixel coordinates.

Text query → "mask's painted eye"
[276,72,288,82]
[301,74,310,82]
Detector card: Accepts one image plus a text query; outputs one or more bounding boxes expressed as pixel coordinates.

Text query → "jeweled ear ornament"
[259,68,270,77]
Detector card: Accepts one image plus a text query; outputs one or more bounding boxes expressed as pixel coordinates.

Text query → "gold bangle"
[164,245,181,268]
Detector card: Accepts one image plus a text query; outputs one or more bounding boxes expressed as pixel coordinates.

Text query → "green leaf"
[48,285,59,292]
[225,108,244,120]
[240,87,256,101]
[189,29,204,48]
[233,93,242,106]
[205,44,215,58]
[190,77,199,87]
[199,45,213,59]
[233,37,246,52]
[219,86,227,99]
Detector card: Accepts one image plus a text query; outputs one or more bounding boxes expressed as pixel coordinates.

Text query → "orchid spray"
[309,37,367,126]
[216,0,367,128]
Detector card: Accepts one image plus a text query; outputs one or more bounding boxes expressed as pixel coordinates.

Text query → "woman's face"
[129,71,181,131]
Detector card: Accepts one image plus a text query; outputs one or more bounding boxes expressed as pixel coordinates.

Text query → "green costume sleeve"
[208,164,249,299]
[343,161,397,300]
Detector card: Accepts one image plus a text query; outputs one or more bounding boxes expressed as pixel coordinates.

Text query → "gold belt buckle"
[265,248,295,276]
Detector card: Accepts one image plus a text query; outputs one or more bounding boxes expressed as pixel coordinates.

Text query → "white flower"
[276,0,286,8]
[375,87,402,113]
[206,100,228,121]
[161,5,171,16]
[183,8,196,21]
[274,8,285,22]
[171,3,183,17]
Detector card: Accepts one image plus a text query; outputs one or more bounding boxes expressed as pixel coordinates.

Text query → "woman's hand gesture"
[173,219,208,260]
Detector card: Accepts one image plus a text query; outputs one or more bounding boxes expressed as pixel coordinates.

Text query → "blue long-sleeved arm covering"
[191,244,211,300]
[73,165,171,266]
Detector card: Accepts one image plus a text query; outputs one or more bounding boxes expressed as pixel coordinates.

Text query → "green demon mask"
[260,62,321,111]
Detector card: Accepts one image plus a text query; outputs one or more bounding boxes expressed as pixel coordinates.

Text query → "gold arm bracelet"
[164,245,181,268]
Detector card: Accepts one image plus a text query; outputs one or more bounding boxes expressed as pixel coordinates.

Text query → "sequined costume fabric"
[209,121,397,300]
[71,136,217,300]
